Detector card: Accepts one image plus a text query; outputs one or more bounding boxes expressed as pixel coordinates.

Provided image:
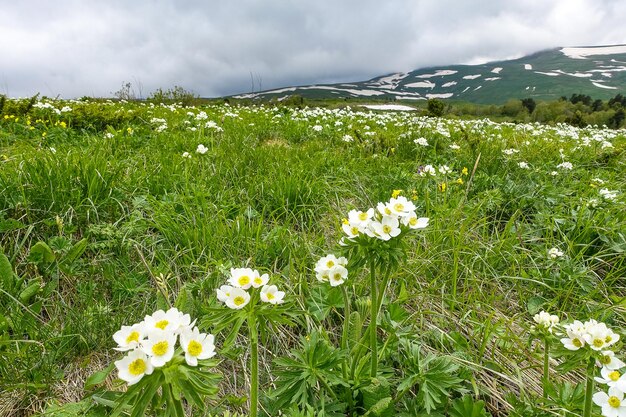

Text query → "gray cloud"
[1,0,625,98]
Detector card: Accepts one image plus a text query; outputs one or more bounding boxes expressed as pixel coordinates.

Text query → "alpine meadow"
[1,95,626,417]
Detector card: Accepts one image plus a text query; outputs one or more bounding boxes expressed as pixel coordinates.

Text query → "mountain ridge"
[234,45,626,104]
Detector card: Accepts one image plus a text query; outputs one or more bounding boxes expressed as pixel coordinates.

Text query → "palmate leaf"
[449,395,491,417]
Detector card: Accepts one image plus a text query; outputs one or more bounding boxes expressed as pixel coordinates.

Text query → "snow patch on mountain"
[416,70,458,78]
[463,74,482,80]
[561,45,626,59]
[405,81,436,88]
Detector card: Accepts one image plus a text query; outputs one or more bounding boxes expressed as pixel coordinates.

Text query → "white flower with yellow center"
[180,327,216,367]
[370,216,401,241]
[348,208,375,228]
[376,202,394,217]
[251,272,269,289]
[115,349,154,385]
[401,212,429,230]
[533,311,559,333]
[584,323,614,351]
[216,285,233,302]
[228,268,258,290]
[593,387,626,417]
[342,220,361,238]
[388,196,416,217]
[142,331,177,368]
[225,287,250,310]
[560,329,586,351]
[596,368,626,391]
[598,351,626,371]
[260,285,285,304]
[143,309,182,334]
[328,265,348,287]
[315,255,347,273]
[113,323,145,352]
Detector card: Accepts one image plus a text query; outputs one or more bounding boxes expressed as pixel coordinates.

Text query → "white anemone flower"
[596,368,626,391]
[388,196,416,217]
[225,287,250,310]
[548,248,564,259]
[328,265,348,287]
[180,327,216,367]
[347,208,375,228]
[143,309,182,334]
[142,331,177,368]
[533,311,559,332]
[113,323,146,352]
[342,221,361,238]
[593,387,626,417]
[216,285,233,302]
[402,213,429,229]
[196,144,208,154]
[228,268,256,290]
[376,202,394,217]
[260,285,285,304]
[115,349,154,385]
[251,272,269,289]
[599,351,626,371]
[370,216,401,241]
[315,255,348,273]
[561,329,586,351]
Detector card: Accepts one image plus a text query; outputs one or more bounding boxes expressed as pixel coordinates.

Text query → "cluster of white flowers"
[600,188,618,201]
[182,152,192,159]
[342,134,354,143]
[413,137,429,146]
[150,117,168,133]
[518,161,530,169]
[502,148,519,155]
[548,247,564,259]
[533,310,560,333]
[341,195,428,242]
[204,121,223,132]
[557,161,574,170]
[561,319,620,352]
[418,165,437,177]
[216,268,285,310]
[314,255,348,286]
[113,307,215,385]
[196,144,208,154]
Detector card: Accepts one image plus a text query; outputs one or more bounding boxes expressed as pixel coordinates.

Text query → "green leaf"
[62,238,88,266]
[449,395,491,417]
[85,363,114,390]
[0,251,15,291]
[361,377,393,417]
[28,241,56,264]
[307,286,344,321]
[526,296,545,315]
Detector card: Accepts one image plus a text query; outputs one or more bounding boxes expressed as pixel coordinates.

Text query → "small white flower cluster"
[196,144,208,154]
[502,148,519,155]
[342,134,354,143]
[413,137,429,146]
[533,310,560,333]
[557,161,574,170]
[600,188,618,201]
[314,255,348,286]
[204,120,223,132]
[518,161,530,169]
[216,268,285,310]
[548,247,564,259]
[561,319,620,352]
[341,196,429,242]
[150,117,168,133]
[113,307,215,385]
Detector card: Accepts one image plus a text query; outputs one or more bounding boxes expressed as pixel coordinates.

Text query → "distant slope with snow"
[234,45,626,104]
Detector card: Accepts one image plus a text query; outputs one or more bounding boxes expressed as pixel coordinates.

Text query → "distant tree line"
[446,94,626,129]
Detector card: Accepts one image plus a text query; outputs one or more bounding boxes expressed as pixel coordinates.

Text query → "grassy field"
[1,98,625,416]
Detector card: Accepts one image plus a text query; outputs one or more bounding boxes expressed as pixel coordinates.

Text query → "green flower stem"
[369,259,378,378]
[542,339,549,399]
[583,356,595,417]
[340,285,351,352]
[249,313,259,417]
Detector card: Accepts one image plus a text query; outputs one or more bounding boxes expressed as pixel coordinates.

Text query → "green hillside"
[236,45,626,104]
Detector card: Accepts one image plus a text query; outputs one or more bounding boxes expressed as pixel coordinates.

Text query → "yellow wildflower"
[438,182,447,192]
[462,167,469,176]
[391,189,402,198]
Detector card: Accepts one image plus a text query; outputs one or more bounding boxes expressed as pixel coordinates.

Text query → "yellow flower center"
[573,338,582,347]
[266,292,275,300]
[384,207,392,215]
[610,371,621,381]
[593,338,605,348]
[238,276,250,286]
[342,218,349,225]
[333,273,342,281]
[155,320,169,330]
[394,203,404,212]
[409,217,417,226]
[602,355,612,365]
[187,340,203,357]
[253,277,263,285]
[382,225,392,233]
[350,227,359,235]
[326,260,335,268]
[606,335,613,343]
[126,331,140,344]
[233,296,246,306]
[128,359,147,376]
[152,341,169,356]
[358,212,368,221]
[609,396,621,408]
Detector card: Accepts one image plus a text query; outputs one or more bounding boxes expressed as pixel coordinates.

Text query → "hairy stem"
[249,313,259,417]
[369,259,378,378]
[583,356,595,417]
[542,339,549,400]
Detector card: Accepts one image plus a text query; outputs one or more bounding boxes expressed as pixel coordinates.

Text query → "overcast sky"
[1,0,625,98]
